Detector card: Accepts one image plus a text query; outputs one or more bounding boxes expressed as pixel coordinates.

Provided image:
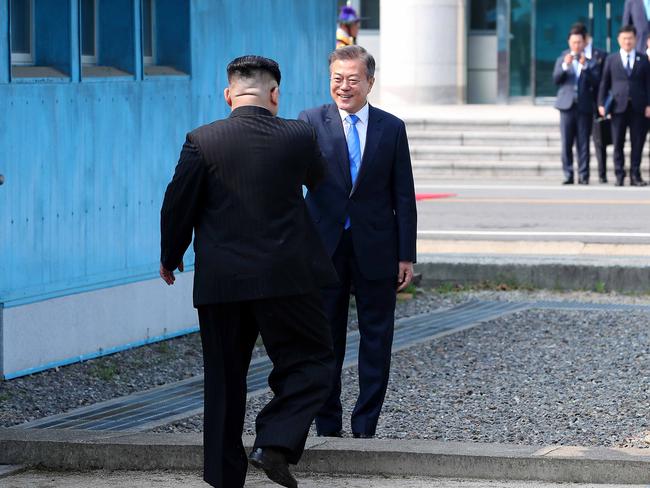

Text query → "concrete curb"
[415,255,650,293]
[1,428,649,484]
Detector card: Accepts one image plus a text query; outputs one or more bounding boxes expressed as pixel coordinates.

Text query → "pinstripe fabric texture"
[160,105,338,305]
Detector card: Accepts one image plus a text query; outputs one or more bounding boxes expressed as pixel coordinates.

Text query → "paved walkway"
[1,470,647,488]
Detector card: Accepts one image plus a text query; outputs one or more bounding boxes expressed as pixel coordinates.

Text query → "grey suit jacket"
[623,0,650,53]
[553,50,600,113]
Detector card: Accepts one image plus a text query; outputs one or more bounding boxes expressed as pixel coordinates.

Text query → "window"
[81,0,97,65]
[144,0,190,77]
[142,0,155,66]
[10,0,71,79]
[82,0,135,79]
[10,0,33,65]
[360,0,379,30]
[470,0,497,32]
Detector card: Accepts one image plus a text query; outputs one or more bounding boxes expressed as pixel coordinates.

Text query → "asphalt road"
[415,178,650,247]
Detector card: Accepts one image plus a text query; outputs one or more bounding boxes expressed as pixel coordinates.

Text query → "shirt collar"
[620,48,636,58]
[338,102,370,125]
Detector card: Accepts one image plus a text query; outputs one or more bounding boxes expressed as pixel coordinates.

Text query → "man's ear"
[367,76,375,94]
[224,87,232,107]
[270,86,280,108]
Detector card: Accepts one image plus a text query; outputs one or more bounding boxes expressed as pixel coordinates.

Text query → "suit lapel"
[350,105,384,197]
[324,104,352,190]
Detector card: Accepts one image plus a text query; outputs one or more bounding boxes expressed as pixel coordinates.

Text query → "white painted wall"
[1,273,197,379]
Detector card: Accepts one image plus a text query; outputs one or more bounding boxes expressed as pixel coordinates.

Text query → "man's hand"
[397,261,414,292]
[598,106,606,117]
[564,53,574,65]
[645,106,650,118]
[579,54,587,66]
[160,261,184,285]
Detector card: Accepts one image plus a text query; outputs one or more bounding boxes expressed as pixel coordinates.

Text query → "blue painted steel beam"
[0,0,8,83]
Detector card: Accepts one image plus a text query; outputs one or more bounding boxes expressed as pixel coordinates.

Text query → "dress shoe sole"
[249,458,298,488]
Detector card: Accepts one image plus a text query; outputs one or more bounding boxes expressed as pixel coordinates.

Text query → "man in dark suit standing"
[553,26,601,185]
[299,46,417,439]
[623,0,650,53]
[598,25,650,186]
[160,56,337,488]
[574,23,610,183]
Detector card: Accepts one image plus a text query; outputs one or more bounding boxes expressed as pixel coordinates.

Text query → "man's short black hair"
[619,24,637,36]
[227,55,281,85]
[568,26,586,41]
[571,22,588,36]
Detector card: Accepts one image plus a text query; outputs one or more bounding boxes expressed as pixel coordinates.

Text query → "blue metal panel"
[34,0,71,75]
[155,0,190,73]
[98,0,136,75]
[0,1,8,83]
[70,0,80,81]
[132,0,142,79]
[0,0,337,307]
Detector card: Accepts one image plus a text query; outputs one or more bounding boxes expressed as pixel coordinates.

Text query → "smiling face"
[329,58,374,114]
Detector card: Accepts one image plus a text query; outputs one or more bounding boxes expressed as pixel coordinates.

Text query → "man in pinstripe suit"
[160,56,336,488]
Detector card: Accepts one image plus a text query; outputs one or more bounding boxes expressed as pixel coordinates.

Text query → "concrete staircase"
[395,105,627,178]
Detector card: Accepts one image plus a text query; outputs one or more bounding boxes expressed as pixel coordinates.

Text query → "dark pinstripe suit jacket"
[160,105,338,305]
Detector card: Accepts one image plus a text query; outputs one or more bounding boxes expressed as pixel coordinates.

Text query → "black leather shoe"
[562,178,574,185]
[599,177,608,184]
[249,447,297,488]
[578,178,589,185]
[615,177,624,187]
[317,430,343,437]
[352,433,374,439]
[630,178,648,187]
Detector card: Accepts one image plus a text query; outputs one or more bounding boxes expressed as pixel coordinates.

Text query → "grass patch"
[433,280,536,294]
[594,281,607,293]
[90,362,119,381]
[155,341,172,355]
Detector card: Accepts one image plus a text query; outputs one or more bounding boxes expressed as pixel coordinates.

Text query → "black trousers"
[315,229,397,437]
[198,293,334,488]
[592,118,608,180]
[560,106,592,181]
[611,105,647,179]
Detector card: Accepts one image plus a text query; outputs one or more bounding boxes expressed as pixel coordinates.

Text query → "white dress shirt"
[620,48,637,70]
[584,43,593,60]
[338,102,369,159]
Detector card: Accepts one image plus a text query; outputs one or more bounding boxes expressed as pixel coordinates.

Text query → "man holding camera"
[553,26,601,185]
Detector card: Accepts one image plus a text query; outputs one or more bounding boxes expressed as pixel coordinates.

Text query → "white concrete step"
[404,118,558,133]
[406,129,561,147]
[412,160,568,177]
[411,144,634,162]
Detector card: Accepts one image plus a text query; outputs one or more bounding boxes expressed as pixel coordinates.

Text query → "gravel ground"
[154,302,650,450]
[0,290,451,428]
[3,287,650,448]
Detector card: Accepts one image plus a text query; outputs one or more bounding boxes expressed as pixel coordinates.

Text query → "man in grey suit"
[623,0,650,53]
[553,26,601,184]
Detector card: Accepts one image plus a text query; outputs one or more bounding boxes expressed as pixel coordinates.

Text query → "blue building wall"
[0,0,337,307]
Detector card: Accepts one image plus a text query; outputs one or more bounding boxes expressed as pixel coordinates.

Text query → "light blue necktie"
[344,114,361,229]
